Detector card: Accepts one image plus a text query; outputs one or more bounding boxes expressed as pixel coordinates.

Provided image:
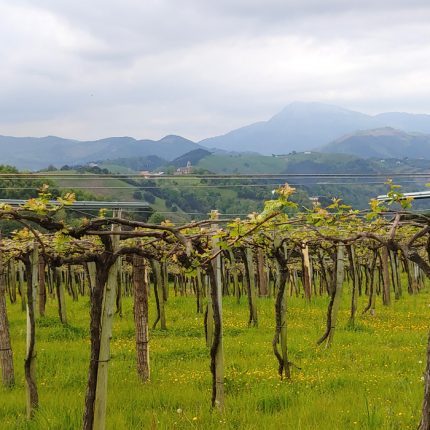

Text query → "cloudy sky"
[1,0,430,141]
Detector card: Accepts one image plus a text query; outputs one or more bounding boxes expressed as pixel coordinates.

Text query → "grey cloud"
[2,0,430,141]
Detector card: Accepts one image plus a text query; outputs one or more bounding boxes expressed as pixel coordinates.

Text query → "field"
[1,285,429,430]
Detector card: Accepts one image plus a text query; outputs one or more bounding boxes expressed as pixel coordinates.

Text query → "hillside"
[169,148,212,168]
[98,149,430,211]
[101,155,167,173]
[320,128,430,159]
[192,151,430,209]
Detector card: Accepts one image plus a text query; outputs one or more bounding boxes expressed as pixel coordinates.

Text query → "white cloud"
[1,0,430,140]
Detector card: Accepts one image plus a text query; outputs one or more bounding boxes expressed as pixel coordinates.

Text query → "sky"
[1,0,430,141]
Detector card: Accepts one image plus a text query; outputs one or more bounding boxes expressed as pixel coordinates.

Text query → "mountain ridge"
[319,127,430,159]
[4,102,430,169]
[0,134,200,170]
[200,102,430,156]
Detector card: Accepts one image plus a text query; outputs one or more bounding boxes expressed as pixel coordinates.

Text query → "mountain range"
[3,102,430,170]
[200,102,430,155]
[0,135,198,170]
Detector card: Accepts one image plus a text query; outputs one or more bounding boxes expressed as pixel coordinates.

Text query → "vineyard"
[1,180,430,429]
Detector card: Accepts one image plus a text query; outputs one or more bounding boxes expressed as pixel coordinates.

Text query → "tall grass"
[1,286,428,429]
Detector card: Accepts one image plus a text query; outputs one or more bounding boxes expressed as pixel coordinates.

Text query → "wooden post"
[211,224,224,410]
[327,244,345,348]
[116,258,123,317]
[380,246,391,306]
[228,250,240,304]
[0,232,15,387]
[205,272,214,348]
[389,250,402,299]
[25,246,39,418]
[38,255,46,317]
[87,262,97,291]
[302,244,312,301]
[257,248,268,296]
[196,267,204,313]
[347,245,358,325]
[55,267,67,324]
[245,248,258,326]
[419,329,430,430]
[18,261,26,311]
[93,210,121,430]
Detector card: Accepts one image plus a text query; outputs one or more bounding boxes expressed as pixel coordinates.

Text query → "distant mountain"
[200,102,430,157]
[0,134,199,170]
[5,102,430,170]
[200,102,383,154]
[320,127,430,159]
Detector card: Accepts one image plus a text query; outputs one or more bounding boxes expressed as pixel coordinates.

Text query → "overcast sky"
[1,0,430,141]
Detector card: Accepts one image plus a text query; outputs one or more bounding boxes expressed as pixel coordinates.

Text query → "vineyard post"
[55,267,67,324]
[228,249,240,304]
[38,255,46,317]
[0,231,15,387]
[162,261,169,301]
[132,252,150,382]
[18,262,26,311]
[301,243,312,301]
[363,250,378,315]
[115,257,123,317]
[419,329,430,430]
[389,250,402,299]
[25,245,39,418]
[380,246,391,306]
[93,210,121,430]
[346,245,358,326]
[212,224,224,410]
[257,248,268,296]
[205,271,214,347]
[245,247,258,326]
[196,267,204,313]
[326,243,345,348]
[87,262,97,290]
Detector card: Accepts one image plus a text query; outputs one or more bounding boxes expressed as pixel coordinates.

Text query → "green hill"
[320,127,430,159]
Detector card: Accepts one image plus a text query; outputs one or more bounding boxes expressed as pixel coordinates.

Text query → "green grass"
[54,173,137,201]
[197,154,286,174]
[1,287,429,429]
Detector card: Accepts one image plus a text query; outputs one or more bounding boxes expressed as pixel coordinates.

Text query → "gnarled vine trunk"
[133,254,150,382]
[273,248,290,379]
[0,233,14,387]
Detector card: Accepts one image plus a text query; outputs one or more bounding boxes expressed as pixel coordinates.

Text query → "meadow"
[1,286,429,429]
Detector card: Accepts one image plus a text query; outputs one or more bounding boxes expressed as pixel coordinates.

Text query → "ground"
[1,286,428,429]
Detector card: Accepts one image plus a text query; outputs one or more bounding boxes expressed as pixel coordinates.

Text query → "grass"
[1,286,429,429]
[53,173,137,201]
[197,154,286,174]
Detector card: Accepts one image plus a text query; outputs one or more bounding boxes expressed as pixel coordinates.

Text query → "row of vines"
[1,183,430,429]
